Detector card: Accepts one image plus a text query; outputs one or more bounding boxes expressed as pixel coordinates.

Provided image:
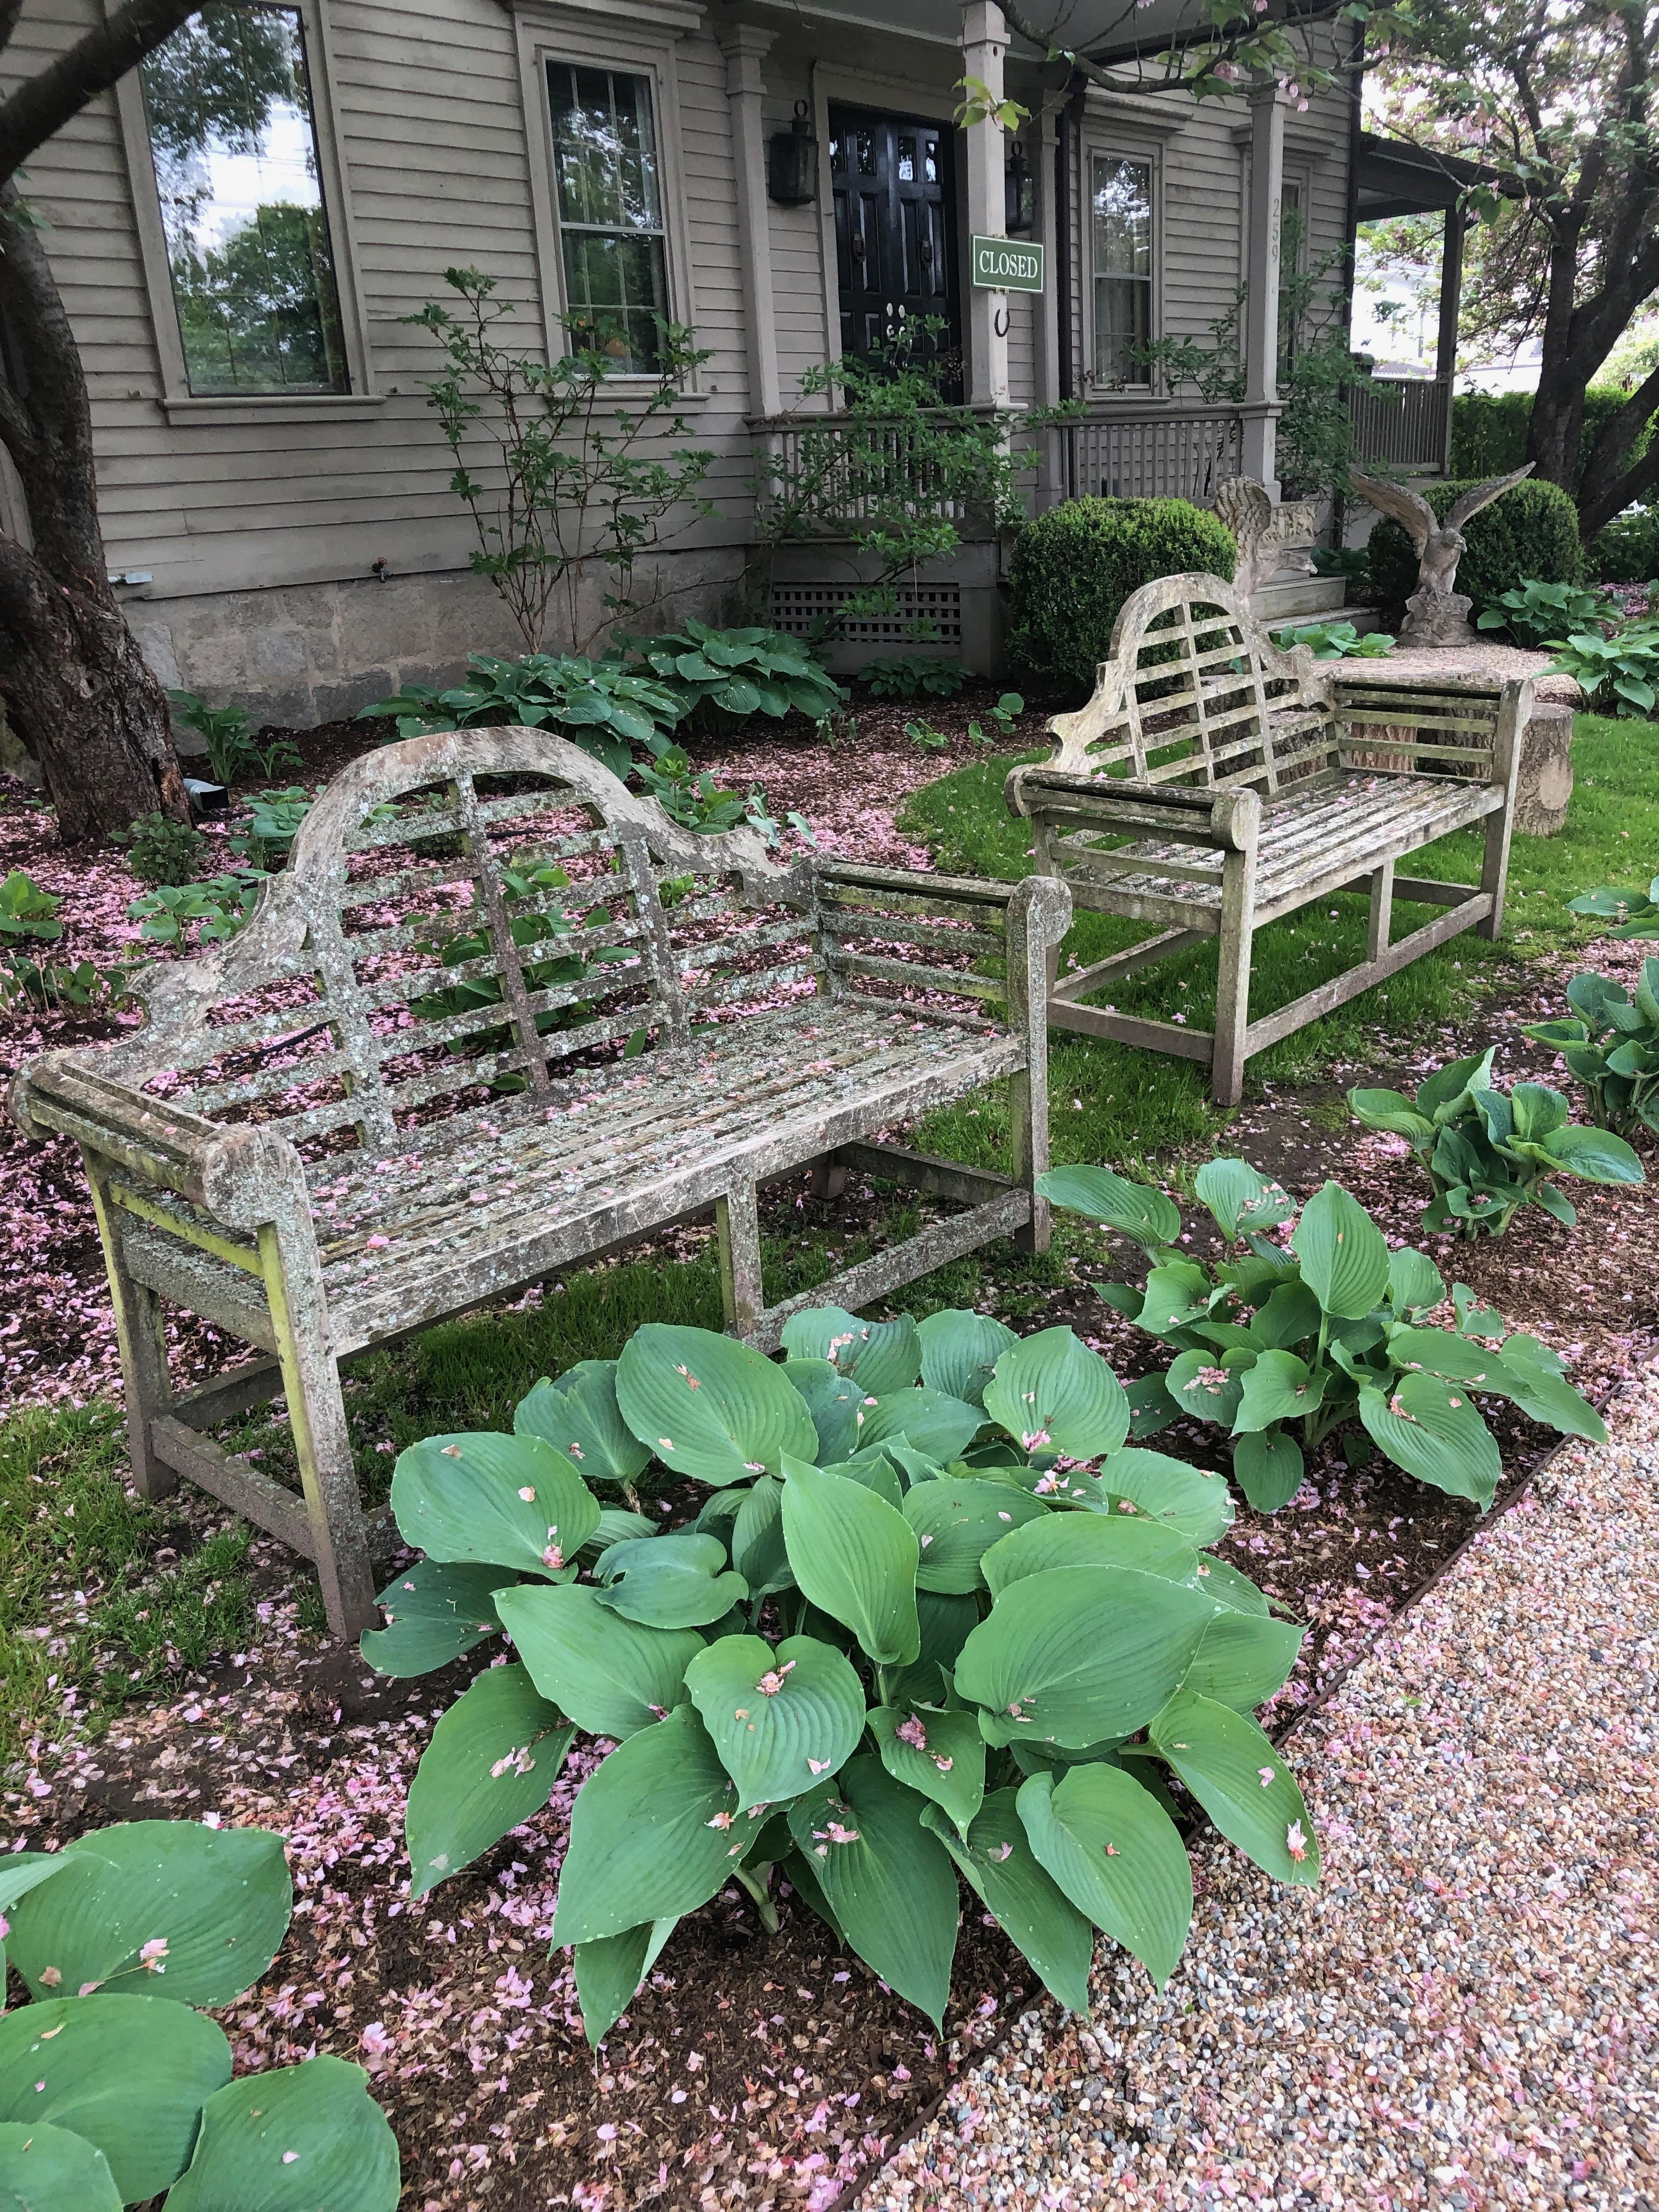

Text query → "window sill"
[158,392,388,427]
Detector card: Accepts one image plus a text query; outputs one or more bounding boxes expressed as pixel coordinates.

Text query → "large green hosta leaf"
[6,1820,290,2008]
[360,1559,505,1678]
[1358,1372,1502,1505]
[916,1308,1019,1408]
[1291,1184,1390,1319]
[1017,1764,1192,1985]
[979,1510,1196,1596]
[0,2120,122,2212]
[0,1995,231,2203]
[786,1758,958,2027]
[515,1359,652,1484]
[494,1583,703,1738]
[954,1566,1217,1747]
[552,1708,744,1945]
[685,1634,866,1811]
[573,1918,678,2049]
[1035,1164,1181,1252]
[921,1793,1093,2015]
[902,1477,1048,1594]
[868,1698,986,1838]
[593,1532,748,1629]
[1487,1334,1606,1442]
[165,2056,400,2211]
[1233,1350,1323,1434]
[855,1388,983,1462]
[1194,1158,1295,1240]
[780,1457,920,1666]
[983,1328,1129,1459]
[780,1308,921,1395]
[731,1475,794,1595]
[1093,1448,1235,1547]
[405,1663,574,1899]
[616,1325,816,1485]
[1232,1427,1306,1513]
[1180,1609,1304,1709]
[390,1432,597,1577]
[782,1359,863,1462]
[1148,1690,1318,1885]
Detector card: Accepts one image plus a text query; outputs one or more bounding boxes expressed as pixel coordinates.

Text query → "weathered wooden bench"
[1006,572,1531,1105]
[12,728,1069,1638]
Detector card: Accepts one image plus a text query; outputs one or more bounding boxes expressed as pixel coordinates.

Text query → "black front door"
[829,106,960,393]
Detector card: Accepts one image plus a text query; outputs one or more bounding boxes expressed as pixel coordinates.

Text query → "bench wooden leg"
[259,1229,376,1643]
[716,1181,765,1336]
[1368,860,1395,960]
[87,1158,178,1504]
[1479,694,1524,942]
[1211,847,1259,1109]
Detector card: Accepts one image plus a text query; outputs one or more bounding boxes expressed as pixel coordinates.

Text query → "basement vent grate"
[769,583,963,646]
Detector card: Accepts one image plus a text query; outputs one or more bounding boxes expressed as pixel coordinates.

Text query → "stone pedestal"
[1514,700,1575,836]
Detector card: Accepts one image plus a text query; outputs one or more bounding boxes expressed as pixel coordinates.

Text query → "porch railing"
[1348,376,1452,473]
[752,412,981,528]
[1056,405,1244,507]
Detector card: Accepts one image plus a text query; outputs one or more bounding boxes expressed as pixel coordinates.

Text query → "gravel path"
[863,1364,1659,2212]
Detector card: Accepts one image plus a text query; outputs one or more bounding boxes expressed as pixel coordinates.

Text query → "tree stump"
[1514,701,1575,836]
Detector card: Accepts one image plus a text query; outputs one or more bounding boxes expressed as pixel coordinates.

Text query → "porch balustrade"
[1348,376,1452,473]
[1053,404,1244,506]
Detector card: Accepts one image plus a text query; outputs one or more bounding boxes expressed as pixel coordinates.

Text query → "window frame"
[1084,142,1161,396]
[514,6,699,392]
[115,0,378,422]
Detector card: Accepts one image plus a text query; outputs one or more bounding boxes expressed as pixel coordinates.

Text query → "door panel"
[830,105,960,394]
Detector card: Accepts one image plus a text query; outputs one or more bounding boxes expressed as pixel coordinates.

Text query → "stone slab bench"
[1006,572,1531,1106]
[12,729,1069,1637]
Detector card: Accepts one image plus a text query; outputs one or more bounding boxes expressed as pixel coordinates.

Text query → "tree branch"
[0,0,198,184]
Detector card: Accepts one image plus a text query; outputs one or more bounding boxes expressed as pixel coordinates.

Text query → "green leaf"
[731,1474,793,1594]
[583,1507,659,1562]
[1135,1262,1217,1338]
[983,1328,1128,1459]
[616,1325,816,1484]
[0,1995,231,2203]
[0,2120,123,2212]
[1346,1087,1435,1146]
[955,1566,1218,1747]
[1233,1350,1323,1434]
[1358,1373,1502,1505]
[390,1432,599,1577]
[7,1820,290,2008]
[360,1559,505,1678]
[1530,1122,1647,1184]
[785,1757,958,2027]
[1193,1159,1294,1239]
[980,1510,1197,1596]
[1291,1183,1390,1319]
[869,1705,986,1837]
[494,1583,703,1738]
[1036,1164,1181,1251]
[856,1387,983,1461]
[1148,1690,1318,1884]
[917,1309,1019,1408]
[820,1451,905,1508]
[1165,1347,1245,1429]
[1487,1334,1607,1442]
[1232,1427,1306,1512]
[553,1707,744,1944]
[1015,1767,1192,1987]
[572,1918,678,2049]
[685,1634,866,1810]
[782,1359,862,1462]
[515,1360,652,1485]
[1417,1046,1495,1123]
[165,2056,399,2211]
[903,1477,1048,1594]
[780,1308,921,1394]
[1386,1246,1445,1317]
[780,1457,921,1666]
[405,1663,573,1900]
[594,1532,749,1629]
[920,1793,1093,2014]
[0,1857,81,1920]
[1180,1609,1304,1708]
[1092,1447,1235,1546]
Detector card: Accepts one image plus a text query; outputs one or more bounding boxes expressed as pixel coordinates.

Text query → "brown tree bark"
[0,182,188,840]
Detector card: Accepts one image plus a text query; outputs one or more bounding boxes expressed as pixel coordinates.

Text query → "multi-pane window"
[1091,154,1154,388]
[139,5,348,396]
[546,63,669,374]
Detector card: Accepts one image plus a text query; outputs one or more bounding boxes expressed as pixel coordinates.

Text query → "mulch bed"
[2,694,1656,2210]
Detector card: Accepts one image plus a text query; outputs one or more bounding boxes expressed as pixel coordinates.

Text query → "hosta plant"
[617,618,843,731]
[1039,1159,1606,1514]
[1348,1047,1645,1237]
[0,1819,398,2210]
[1521,963,1659,1137]
[362,651,686,772]
[1568,872,1659,939]
[365,1311,1320,2040]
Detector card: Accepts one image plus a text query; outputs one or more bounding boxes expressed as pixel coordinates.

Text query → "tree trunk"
[0,183,187,842]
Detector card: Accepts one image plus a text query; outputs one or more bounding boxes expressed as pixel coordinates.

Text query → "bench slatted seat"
[13,729,1069,1638]
[1006,572,1531,1105]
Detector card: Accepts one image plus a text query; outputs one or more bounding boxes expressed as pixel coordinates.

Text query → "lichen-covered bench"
[1006,572,1531,1106]
[12,729,1068,1637]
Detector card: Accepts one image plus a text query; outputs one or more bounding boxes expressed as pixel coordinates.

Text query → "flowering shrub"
[366,1311,1317,2039]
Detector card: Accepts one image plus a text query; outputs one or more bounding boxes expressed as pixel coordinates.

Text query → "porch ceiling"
[1356,131,1519,221]
[742,0,1300,62]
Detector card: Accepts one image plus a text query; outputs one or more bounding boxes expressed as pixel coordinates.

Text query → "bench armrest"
[1006,765,1261,853]
[1331,674,1534,783]
[812,858,1066,938]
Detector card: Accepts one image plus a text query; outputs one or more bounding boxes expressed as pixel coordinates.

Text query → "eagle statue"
[1347,463,1536,647]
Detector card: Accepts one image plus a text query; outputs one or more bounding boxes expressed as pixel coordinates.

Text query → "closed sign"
[971,235,1045,292]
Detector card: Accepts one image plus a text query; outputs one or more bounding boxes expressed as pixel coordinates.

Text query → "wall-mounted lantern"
[768,100,818,205]
[1005,140,1035,235]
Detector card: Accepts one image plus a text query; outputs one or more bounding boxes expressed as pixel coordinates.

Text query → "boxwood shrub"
[1365,476,1582,616]
[1007,496,1238,698]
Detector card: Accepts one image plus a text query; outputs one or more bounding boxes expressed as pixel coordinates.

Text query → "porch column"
[1032,109,1064,505]
[961,0,1011,409]
[1435,200,1465,475]
[720,23,782,422]
[1241,82,1288,495]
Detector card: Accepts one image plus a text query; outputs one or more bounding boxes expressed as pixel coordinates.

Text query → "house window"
[138,5,348,397]
[545,63,669,373]
[1091,153,1154,388]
